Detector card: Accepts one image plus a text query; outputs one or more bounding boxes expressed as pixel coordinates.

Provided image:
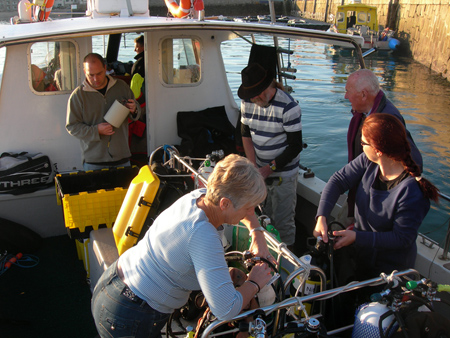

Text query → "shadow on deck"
[0,235,98,338]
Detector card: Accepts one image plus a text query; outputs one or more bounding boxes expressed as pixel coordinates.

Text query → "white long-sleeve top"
[119,189,243,320]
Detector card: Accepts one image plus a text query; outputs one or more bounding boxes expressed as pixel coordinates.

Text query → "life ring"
[165,0,191,18]
[34,0,54,22]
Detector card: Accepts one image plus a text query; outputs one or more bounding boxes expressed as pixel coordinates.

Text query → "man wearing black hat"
[239,63,303,250]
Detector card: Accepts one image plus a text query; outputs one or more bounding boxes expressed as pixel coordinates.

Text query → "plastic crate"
[75,238,91,277]
[55,166,139,239]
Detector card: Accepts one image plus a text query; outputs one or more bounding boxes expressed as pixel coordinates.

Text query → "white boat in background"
[0,0,449,336]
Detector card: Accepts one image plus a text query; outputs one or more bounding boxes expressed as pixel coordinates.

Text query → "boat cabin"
[335,2,378,34]
[0,11,365,239]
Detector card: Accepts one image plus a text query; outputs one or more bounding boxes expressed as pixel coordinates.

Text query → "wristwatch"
[249,226,265,236]
[270,161,276,171]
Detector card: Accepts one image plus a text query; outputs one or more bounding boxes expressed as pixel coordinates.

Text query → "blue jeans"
[83,161,131,171]
[91,261,170,338]
[264,172,298,245]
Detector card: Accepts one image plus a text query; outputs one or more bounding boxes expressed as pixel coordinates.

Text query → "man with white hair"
[345,69,422,167]
[345,69,422,216]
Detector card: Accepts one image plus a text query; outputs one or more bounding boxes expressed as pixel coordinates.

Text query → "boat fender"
[33,0,54,22]
[165,0,191,18]
[388,38,400,51]
[18,0,32,22]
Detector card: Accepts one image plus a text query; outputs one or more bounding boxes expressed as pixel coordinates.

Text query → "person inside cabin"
[31,64,46,92]
[53,68,63,91]
[313,113,439,282]
[131,35,145,79]
[345,69,423,217]
[66,53,141,171]
[49,51,67,91]
[129,34,148,166]
[238,62,303,254]
[44,53,61,91]
[91,154,276,338]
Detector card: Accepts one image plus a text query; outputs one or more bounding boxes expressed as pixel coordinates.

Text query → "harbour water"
[221,35,450,246]
[0,31,449,246]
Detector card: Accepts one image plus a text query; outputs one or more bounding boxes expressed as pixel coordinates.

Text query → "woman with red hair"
[314,113,439,279]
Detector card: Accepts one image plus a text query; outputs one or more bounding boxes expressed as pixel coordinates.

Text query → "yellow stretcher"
[113,165,160,255]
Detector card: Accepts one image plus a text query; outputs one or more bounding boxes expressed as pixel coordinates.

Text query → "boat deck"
[0,235,97,338]
[1,234,450,338]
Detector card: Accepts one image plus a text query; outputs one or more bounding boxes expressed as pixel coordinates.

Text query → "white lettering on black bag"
[0,152,57,195]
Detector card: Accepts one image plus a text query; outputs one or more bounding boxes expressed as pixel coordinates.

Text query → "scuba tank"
[352,302,397,338]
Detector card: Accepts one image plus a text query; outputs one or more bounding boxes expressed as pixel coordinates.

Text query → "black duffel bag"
[0,152,56,195]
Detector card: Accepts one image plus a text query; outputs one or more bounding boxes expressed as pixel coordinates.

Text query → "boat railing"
[149,145,333,337]
[148,145,209,186]
[418,191,450,261]
[200,269,421,338]
[437,191,450,261]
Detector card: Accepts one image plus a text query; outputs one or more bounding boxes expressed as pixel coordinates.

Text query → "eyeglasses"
[361,140,371,147]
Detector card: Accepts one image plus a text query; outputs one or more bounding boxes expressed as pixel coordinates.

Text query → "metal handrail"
[261,230,327,337]
[200,269,421,338]
[148,145,209,186]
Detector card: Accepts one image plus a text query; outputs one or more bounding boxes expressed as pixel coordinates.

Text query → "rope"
[380,270,401,288]
[286,298,308,320]
[0,253,40,276]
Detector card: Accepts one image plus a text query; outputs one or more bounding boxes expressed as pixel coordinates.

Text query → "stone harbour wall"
[294,0,450,81]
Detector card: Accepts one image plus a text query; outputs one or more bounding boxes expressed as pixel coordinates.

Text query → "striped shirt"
[119,189,243,320]
[241,89,302,177]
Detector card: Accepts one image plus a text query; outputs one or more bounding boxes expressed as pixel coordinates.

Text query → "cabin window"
[357,12,367,23]
[160,38,201,85]
[29,41,77,93]
[336,12,345,23]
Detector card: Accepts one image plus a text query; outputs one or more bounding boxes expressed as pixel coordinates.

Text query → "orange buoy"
[165,0,191,18]
[34,0,54,22]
